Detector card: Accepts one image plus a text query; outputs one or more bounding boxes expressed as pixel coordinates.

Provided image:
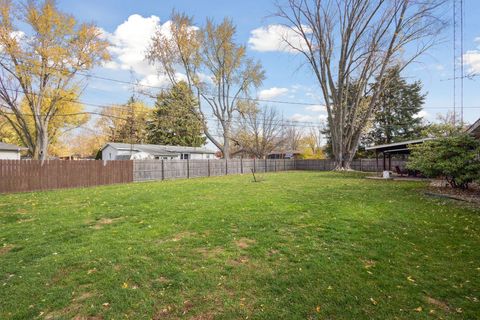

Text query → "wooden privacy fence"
[133,159,296,182]
[0,158,406,193]
[295,159,407,172]
[0,160,133,193]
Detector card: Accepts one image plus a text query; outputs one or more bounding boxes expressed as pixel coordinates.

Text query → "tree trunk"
[223,130,230,159]
[36,127,49,161]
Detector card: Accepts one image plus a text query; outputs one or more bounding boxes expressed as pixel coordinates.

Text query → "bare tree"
[232,104,285,158]
[147,13,264,158]
[283,125,303,151]
[277,0,445,169]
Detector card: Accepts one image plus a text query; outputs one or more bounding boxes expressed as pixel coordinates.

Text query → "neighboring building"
[467,118,480,140]
[101,143,217,160]
[267,150,302,159]
[0,142,27,160]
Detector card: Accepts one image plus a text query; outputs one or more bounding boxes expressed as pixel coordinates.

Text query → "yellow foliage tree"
[0,0,109,159]
[96,97,151,144]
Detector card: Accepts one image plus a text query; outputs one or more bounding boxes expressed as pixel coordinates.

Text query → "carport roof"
[365,138,435,154]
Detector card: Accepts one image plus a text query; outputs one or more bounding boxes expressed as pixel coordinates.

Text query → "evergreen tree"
[146,82,206,146]
[364,67,426,146]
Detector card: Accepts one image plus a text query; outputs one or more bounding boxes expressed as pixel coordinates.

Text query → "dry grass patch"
[195,246,225,258]
[91,217,123,230]
[234,238,256,249]
[362,259,376,269]
[0,244,14,256]
[426,296,451,312]
[228,256,250,266]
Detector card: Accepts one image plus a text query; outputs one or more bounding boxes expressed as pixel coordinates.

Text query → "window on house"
[181,153,189,160]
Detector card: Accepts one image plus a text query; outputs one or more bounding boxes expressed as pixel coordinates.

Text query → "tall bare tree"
[0,0,110,160]
[283,125,303,151]
[147,13,264,158]
[232,104,285,158]
[277,0,445,169]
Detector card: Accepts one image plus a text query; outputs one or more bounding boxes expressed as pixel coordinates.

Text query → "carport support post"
[375,151,379,173]
[161,159,164,180]
[388,154,392,171]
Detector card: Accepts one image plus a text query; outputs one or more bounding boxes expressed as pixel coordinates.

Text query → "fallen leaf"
[414,306,422,312]
[316,305,321,313]
[407,276,416,283]
[122,282,128,289]
[370,298,378,305]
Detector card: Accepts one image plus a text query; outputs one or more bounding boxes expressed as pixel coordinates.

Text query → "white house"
[101,143,217,160]
[0,142,27,160]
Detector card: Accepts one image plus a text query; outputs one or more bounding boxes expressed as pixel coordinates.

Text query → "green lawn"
[0,171,479,319]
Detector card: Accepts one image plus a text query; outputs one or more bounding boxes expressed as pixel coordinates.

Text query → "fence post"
[274,159,277,172]
[265,158,267,172]
[225,159,228,175]
[360,159,363,172]
[284,158,286,171]
[187,158,190,179]
[207,159,210,177]
[254,158,256,173]
[240,157,243,174]
[294,158,296,170]
[161,159,165,180]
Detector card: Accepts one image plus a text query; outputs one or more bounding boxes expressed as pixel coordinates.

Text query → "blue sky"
[56,0,480,130]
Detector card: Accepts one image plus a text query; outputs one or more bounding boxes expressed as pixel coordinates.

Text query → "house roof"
[102,143,216,156]
[467,118,480,139]
[0,142,27,151]
[364,138,435,153]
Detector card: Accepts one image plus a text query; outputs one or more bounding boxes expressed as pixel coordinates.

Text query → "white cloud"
[289,113,327,123]
[305,104,325,112]
[258,87,289,100]
[414,110,428,119]
[139,72,187,87]
[101,14,162,75]
[248,24,308,53]
[464,50,480,73]
[100,14,174,86]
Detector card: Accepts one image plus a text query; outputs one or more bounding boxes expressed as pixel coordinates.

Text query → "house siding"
[0,150,21,160]
[101,144,215,160]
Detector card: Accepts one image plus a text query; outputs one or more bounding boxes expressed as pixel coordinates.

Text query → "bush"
[407,134,480,189]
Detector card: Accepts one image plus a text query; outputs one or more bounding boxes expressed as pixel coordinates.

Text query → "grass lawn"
[0,171,479,319]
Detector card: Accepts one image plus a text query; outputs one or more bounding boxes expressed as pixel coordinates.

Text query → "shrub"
[407,134,480,189]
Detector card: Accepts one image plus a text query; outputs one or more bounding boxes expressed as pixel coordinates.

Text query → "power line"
[2,53,475,112]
